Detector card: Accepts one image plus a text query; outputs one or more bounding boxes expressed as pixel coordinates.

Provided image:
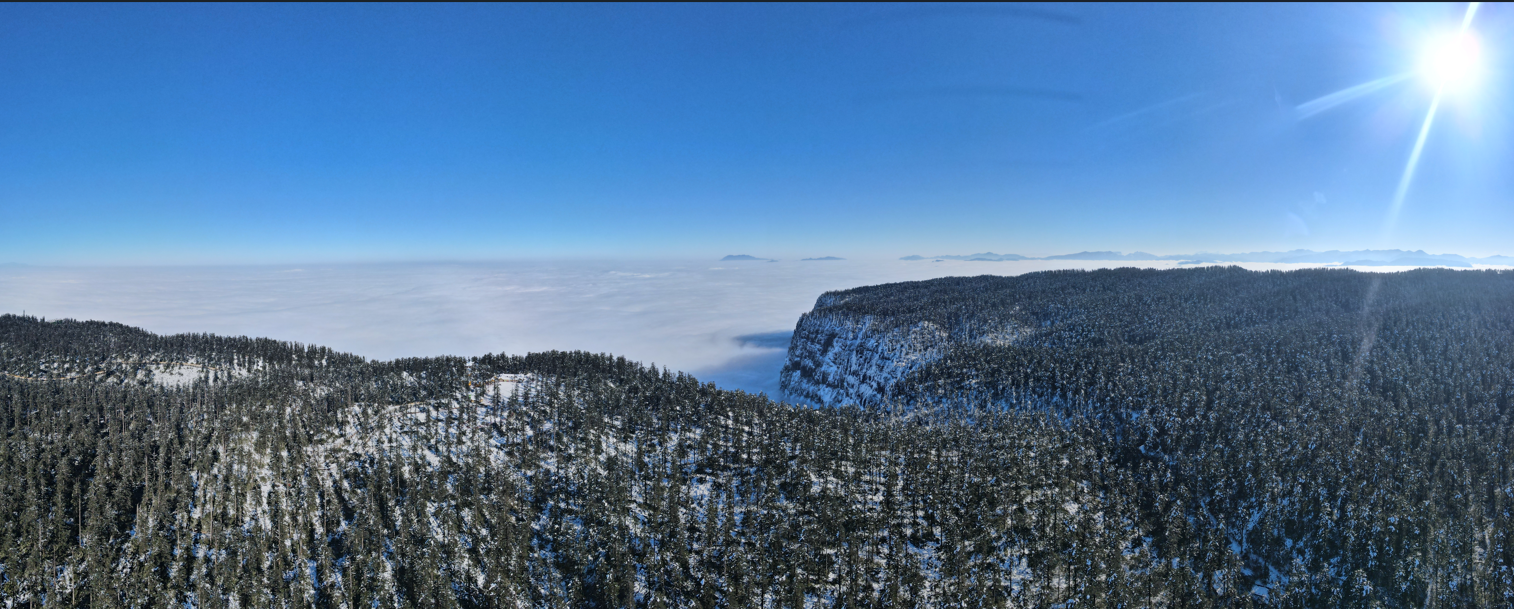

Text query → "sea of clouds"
[0,258,1478,397]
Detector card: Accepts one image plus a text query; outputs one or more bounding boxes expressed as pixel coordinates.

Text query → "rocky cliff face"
[780,313,946,407]
[781,291,1033,408]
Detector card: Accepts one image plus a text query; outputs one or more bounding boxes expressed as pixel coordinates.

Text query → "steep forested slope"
[4,266,1514,608]
[785,267,1514,412]
[780,266,1514,605]
[0,317,1161,608]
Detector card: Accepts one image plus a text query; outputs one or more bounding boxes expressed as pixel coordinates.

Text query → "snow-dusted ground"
[2,356,254,387]
[783,315,953,407]
[4,259,1501,396]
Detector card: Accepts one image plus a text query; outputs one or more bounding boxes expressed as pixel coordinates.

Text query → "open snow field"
[2,258,1502,397]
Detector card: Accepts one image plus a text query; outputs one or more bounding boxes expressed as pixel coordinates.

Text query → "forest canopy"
[3,267,1513,607]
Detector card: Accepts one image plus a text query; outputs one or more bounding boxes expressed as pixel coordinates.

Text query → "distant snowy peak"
[901,249,1507,266]
[1179,249,1479,266]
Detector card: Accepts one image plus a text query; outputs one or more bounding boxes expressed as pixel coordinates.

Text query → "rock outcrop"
[780,291,1027,407]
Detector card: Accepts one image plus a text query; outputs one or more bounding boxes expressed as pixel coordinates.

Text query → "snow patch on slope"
[780,312,950,407]
[780,294,1030,408]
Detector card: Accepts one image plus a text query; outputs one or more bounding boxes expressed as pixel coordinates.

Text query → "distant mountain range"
[801,256,845,261]
[902,249,1514,268]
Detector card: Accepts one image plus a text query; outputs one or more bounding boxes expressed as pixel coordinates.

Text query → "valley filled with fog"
[4,257,1496,398]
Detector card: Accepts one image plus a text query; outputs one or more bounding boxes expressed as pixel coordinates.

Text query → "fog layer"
[1,258,1478,396]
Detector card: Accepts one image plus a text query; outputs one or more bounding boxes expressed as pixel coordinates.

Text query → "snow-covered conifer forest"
[4,266,1514,607]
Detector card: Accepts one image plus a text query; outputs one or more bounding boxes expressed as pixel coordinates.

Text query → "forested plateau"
[5,266,1514,608]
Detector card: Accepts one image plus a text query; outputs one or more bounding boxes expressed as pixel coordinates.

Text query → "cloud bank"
[3,258,1490,397]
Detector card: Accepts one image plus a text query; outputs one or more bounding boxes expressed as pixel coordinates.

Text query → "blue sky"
[2,2,1510,264]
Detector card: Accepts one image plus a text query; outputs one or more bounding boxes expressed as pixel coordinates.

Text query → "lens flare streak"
[1295,74,1411,120]
[1383,2,1481,239]
[1385,91,1442,233]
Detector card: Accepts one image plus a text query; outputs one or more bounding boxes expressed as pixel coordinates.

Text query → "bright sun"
[1420,32,1482,91]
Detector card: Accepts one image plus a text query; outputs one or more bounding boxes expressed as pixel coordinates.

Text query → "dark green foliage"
[793,267,1514,606]
[2,267,1513,607]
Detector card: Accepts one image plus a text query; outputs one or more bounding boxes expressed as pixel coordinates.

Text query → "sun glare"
[1385,2,1483,240]
[1420,32,1482,91]
[1419,0,1483,94]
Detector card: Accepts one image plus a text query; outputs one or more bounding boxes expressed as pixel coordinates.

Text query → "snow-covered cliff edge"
[780,290,1033,407]
[780,312,947,407]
